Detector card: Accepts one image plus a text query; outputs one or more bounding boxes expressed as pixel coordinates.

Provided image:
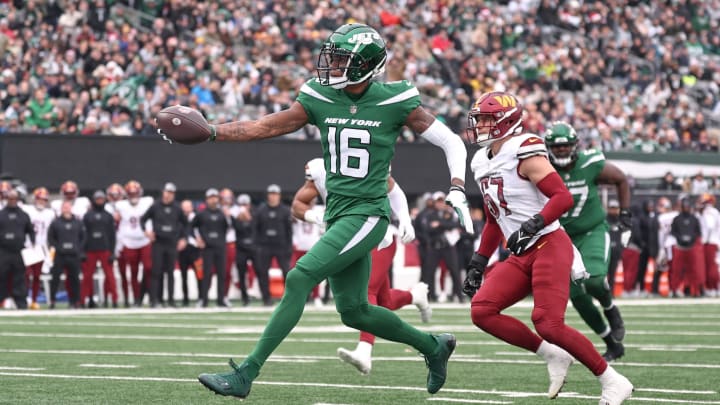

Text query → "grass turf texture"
[1,299,720,404]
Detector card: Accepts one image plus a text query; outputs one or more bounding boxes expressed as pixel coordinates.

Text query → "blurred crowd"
[0,0,719,151]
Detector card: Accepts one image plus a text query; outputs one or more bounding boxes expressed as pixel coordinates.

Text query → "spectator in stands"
[658,171,683,191]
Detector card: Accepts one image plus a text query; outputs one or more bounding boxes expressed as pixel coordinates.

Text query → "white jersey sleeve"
[471,134,560,249]
[306,158,327,203]
[225,205,240,243]
[701,206,720,246]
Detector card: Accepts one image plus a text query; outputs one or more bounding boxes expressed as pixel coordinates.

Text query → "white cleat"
[599,366,634,405]
[540,342,574,399]
[337,347,371,375]
[410,282,432,323]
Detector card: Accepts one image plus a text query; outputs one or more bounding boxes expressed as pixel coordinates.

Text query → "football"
[156,105,213,144]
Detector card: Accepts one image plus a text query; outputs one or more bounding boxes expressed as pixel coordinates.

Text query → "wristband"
[449,184,465,193]
[303,210,320,224]
[209,125,217,142]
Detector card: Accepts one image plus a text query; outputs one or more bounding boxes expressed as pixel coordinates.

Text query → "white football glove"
[397,219,416,244]
[303,210,326,232]
[445,186,474,234]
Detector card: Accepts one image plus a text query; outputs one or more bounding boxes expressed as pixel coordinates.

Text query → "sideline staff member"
[0,190,35,309]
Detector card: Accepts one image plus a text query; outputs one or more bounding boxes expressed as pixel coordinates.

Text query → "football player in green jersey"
[545,122,632,362]
[179,24,472,399]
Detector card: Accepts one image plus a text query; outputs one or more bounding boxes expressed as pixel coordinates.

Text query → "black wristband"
[449,185,465,193]
[471,252,489,267]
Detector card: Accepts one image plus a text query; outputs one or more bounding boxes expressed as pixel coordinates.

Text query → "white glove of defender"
[445,186,474,234]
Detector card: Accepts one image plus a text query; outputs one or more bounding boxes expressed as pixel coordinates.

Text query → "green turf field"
[1,299,719,404]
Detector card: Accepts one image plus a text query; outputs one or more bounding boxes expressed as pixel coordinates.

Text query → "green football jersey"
[556,148,606,237]
[296,78,420,222]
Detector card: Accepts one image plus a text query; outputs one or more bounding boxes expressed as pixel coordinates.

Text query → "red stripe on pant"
[25,262,43,302]
[621,248,640,293]
[704,243,719,291]
[360,238,412,345]
[82,250,118,304]
[470,230,607,376]
[120,244,152,301]
[223,243,236,297]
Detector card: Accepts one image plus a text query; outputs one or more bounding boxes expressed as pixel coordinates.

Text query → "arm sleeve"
[477,205,503,258]
[140,205,153,227]
[48,222,57,248]
[387,182,411,223]
[78,222,86,251]
[419,119,467,181]
[535,171,573,224]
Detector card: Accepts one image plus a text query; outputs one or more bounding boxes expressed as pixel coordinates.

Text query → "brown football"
[156,105,212,144]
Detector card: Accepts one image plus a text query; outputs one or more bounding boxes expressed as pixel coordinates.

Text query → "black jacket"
[141,200,187,244]
[671,212,702,248]
[232,211,255,250]
[0,206,35,252]
[48,216,86,256]
[83,204,116,251]
[191,207,228,248]
[253,203,292,247]
[424,208,460,250]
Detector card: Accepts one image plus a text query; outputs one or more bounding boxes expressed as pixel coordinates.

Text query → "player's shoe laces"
[337,347,372,375]
[198,359,253,398]
[424,333,456,394]
[542,344,574,399]
[603,306,625,342]
[411,282,432,323]
[598,366,634,405]
[602,341,625,362]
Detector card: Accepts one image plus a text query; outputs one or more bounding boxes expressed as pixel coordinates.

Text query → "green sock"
[339,303,437,355]
[245,270,316,375]
[571,293,608,336]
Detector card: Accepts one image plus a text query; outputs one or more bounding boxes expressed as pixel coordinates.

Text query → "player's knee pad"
[283,268,316,297]
[339,304,371,330]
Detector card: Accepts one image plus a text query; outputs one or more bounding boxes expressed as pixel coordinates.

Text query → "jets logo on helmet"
[544,121,579,168]
[466,91,523,147]
[316,24,387,89]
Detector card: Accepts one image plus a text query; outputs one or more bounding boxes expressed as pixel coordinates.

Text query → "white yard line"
[1,298,718,318]
[0,366,45,371]
[1,371,719,404]
[5,348,718,371]
[78,364,137,369]
[427,398,512,404]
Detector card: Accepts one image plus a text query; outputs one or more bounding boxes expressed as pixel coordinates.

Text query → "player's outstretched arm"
[406,106,473,233]
[291,180,322,224]
[215,102,310,142]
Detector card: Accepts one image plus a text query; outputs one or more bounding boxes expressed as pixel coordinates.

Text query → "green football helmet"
[316,24,387,89]
[544,121,579,167]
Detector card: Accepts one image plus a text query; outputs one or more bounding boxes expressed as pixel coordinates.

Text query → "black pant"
[607,247,622,292]
[151,242,177,305]
[50,254,81,307]
[200,245,226,306]
[636,249,651,289]
[421,245,463,302]
[0,249,27,309]
[254,245,291,304]
[178,245,200,303]
[235,246,255,303]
